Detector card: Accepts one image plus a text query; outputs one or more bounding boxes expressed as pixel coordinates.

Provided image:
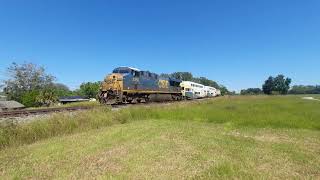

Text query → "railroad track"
[0,106,94,118]
[0,98,217,118]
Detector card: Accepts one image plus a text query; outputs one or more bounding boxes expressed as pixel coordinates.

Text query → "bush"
[21,91,41,107]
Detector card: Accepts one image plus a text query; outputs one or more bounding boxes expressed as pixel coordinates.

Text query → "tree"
[79,82,101,98]
[289,85,320,94]
[192,77,220,89]
[52,83,73,98]
[36,88,57,106]
[170,72,193,81]
[161,71,230,94]
[159,73,171,78]
[21,90,41,107]
[241,88,262,95]
[3,62,56,105]
[262,76,274,95]
[273,75,291,94]
[219,85,229,95]
[262,75,291,95]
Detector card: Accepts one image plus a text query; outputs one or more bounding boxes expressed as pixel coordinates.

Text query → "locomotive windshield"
[112,68,131,74]
[115,69,130,74]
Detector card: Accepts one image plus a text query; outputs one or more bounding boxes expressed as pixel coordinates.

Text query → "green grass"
[0,95,320,179]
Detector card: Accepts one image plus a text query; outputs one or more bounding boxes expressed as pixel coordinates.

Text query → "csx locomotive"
[98,67,182,104]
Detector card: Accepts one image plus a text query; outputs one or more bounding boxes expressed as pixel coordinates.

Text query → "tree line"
[241,74,320,95]
[289,85,320,94]
[241,74,292,95]
[4,62,316,107]
[1,63,100,107]
[160,72,230,95]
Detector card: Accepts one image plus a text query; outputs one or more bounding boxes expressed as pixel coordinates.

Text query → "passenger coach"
[180,81,207,99]
[205,86,217,97]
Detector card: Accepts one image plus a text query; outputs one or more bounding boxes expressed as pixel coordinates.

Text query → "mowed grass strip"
[0,120,319,179]
[0,95,320,179]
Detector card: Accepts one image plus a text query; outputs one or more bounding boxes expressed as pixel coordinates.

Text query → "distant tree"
[241,88,262,95]
[159,73,171,78]
[3,62,56,106]
[273,75,291,94]
[289,85,320,94]
[219,85,230,96]
[170,72,193,81]
[79,82,101,98]
[262,76,274,95]
[192,77,220,89]
[229,91,237,95]
[262,75,291,95]
[52,83,73,97]
[160,71,230,95]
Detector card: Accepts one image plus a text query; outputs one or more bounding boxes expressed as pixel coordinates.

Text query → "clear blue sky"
[0,0,319,91]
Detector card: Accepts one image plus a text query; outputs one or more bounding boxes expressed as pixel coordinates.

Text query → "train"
[98,67,220,104]
[180,81,221,99]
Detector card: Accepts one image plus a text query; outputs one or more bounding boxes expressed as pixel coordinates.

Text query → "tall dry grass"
[1,95,319,149]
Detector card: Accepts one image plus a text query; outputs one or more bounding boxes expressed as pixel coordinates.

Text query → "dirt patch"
[226,131,292,144]
[302,97,320,101]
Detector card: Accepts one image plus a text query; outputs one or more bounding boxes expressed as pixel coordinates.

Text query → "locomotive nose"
[103,73,124,91]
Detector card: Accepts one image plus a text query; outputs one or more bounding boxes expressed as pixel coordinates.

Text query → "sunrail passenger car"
[180,81,207,99]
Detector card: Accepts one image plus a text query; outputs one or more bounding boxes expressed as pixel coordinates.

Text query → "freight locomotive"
[98,67,182,104]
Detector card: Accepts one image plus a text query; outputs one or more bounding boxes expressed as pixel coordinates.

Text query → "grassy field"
[0,95,319,179]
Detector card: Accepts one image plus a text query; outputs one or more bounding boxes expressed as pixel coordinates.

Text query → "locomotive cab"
[99,67,134,104]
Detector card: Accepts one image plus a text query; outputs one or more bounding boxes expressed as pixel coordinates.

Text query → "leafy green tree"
[262,76,274,95]
[241,88,262,95]
[162,71,230,95]
[21,90,41,107]
[52,83,73,97]
[3,62,55,103]
[219,85,229,95]
[170,72,193,81]
[262,75,291,95]
[192,77,220,89]
[289,85,320,94]
[79,82,101,98]
[36,88,58,106]
[159,73,171,78]
[273,75,292,94]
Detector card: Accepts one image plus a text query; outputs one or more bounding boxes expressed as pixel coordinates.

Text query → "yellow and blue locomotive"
[98,67,182,104]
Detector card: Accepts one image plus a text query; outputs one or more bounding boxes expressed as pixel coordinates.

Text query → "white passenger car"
[205,86,217,97]
[180,81,206,99]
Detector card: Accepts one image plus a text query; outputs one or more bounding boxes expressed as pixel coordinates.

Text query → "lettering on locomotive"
[158,80,169,89]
